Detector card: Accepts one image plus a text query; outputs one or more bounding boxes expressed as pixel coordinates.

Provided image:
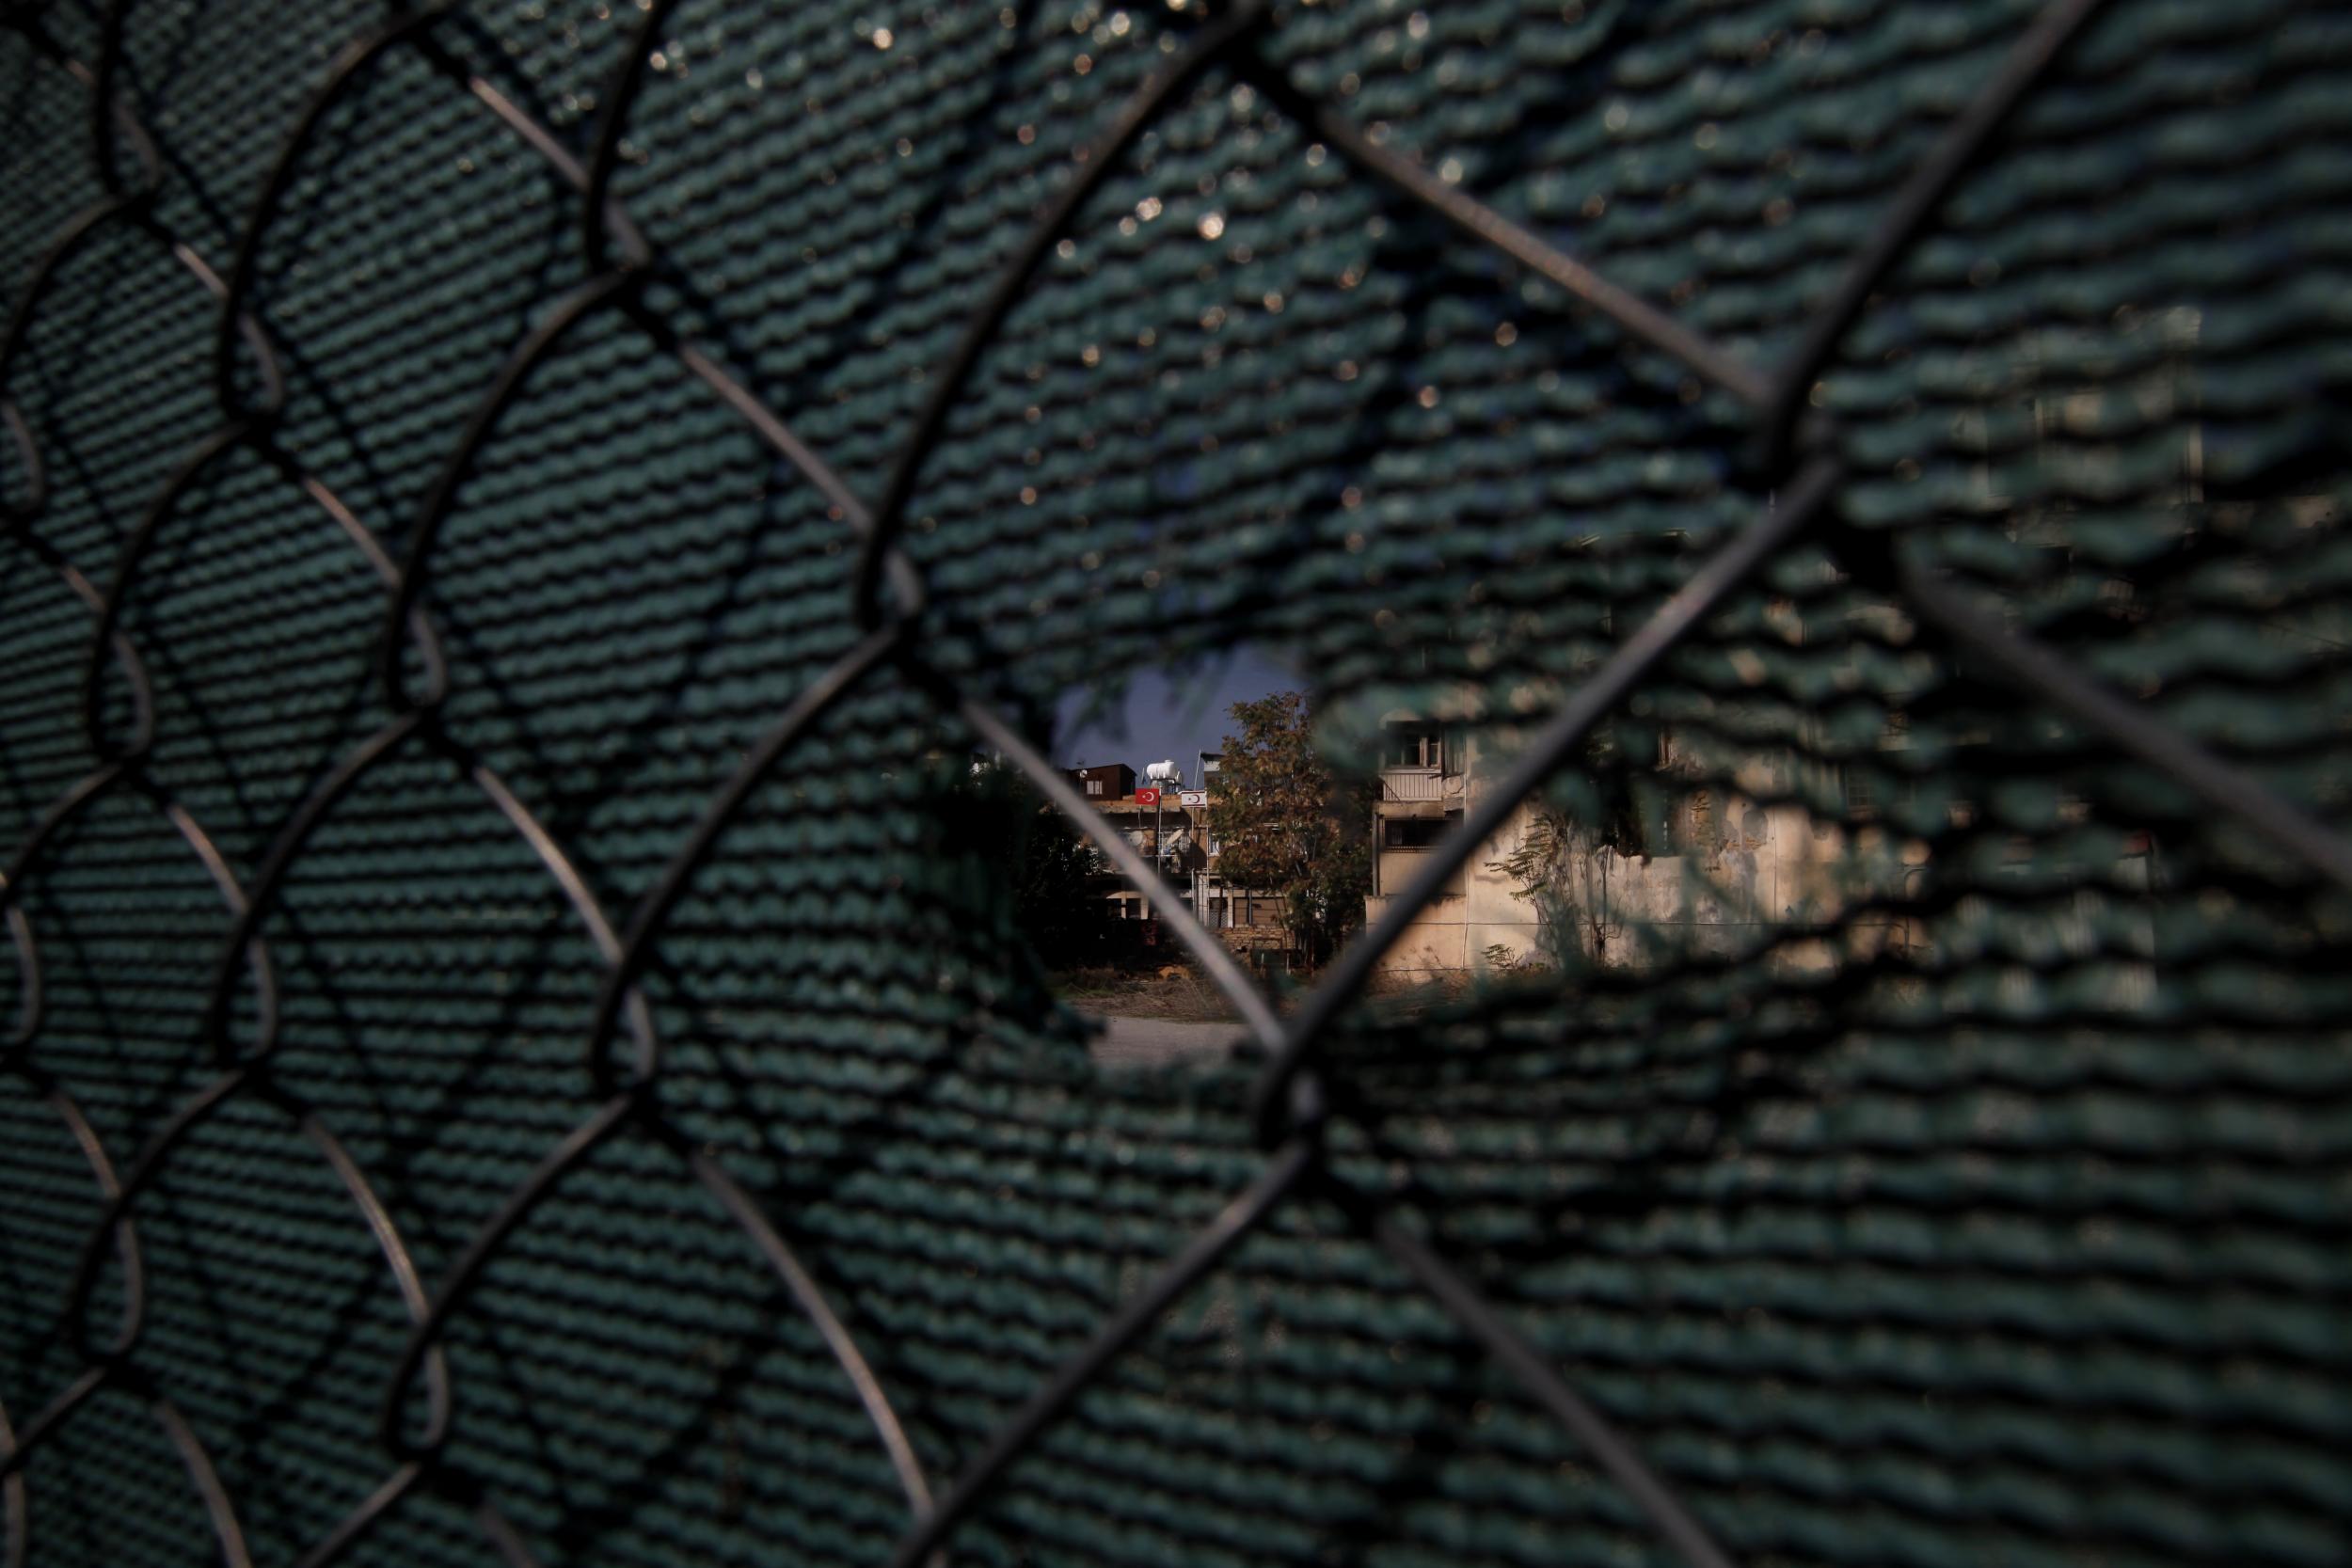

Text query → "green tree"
[1208,691,1370,967]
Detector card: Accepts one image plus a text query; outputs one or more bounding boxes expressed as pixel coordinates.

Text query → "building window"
[1384,721,1444,769]
[1382,816,1447,848]
[1376,814,1465,897]
[1086,779,1102,796]
[1841,768,1874,819]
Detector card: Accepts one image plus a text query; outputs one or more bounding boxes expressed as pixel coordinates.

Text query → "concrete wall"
[1365,721,1544,977]
[1364,801,1547,976]
[1540,798,1859,970]
[1366,730,1910,978]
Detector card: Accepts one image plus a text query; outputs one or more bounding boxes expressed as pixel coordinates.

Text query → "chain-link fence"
[3,0,2347,1564]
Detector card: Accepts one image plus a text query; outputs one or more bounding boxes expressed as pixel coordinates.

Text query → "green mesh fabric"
[2,1,2348,1565]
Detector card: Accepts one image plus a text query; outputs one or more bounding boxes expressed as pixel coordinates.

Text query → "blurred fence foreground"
[1,2,2348,1565]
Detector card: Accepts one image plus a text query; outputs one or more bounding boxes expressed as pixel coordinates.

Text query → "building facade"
[1364,716,1910,978]
[1363,715,1547,976]
[1068,762,1136,801]
[1073,761,1295,967]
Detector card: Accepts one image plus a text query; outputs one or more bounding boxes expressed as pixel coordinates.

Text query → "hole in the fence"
[979,640,1373,1068]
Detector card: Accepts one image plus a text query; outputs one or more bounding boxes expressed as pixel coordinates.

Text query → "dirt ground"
[1087,1016,1241,1069]
[1051,964,1241,1022]
[1052,961,1465,1022]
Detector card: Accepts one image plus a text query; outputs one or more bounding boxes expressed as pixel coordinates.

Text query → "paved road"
[1084,1015,1242,1069]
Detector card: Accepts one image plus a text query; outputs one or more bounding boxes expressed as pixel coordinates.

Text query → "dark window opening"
[1382,816,1447,848]
[1384,722,1445,769]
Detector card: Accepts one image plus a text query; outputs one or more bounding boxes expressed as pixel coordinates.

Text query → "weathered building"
[1079,768,1295,967]
[1363,715,1545,975]
[1365,715,1917,978]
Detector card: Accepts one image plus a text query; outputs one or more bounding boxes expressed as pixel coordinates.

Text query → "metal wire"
[4,0,2340,1562]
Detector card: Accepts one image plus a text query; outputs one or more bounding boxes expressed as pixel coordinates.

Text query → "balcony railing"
[1380,768,1454,802]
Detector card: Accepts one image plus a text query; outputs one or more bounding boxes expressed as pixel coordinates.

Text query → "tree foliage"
[1208,691,1370,967]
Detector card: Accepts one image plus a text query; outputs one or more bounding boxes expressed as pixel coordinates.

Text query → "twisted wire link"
[2,2,934,1558]
[0,0,2338,1563]
[0,12,289,1555]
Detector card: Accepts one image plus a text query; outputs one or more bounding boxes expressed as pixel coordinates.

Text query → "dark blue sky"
[1052,641,1298,784]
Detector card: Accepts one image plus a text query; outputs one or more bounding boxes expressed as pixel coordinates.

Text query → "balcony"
[1380,768,1450,801]
[1378,768,1461,821]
